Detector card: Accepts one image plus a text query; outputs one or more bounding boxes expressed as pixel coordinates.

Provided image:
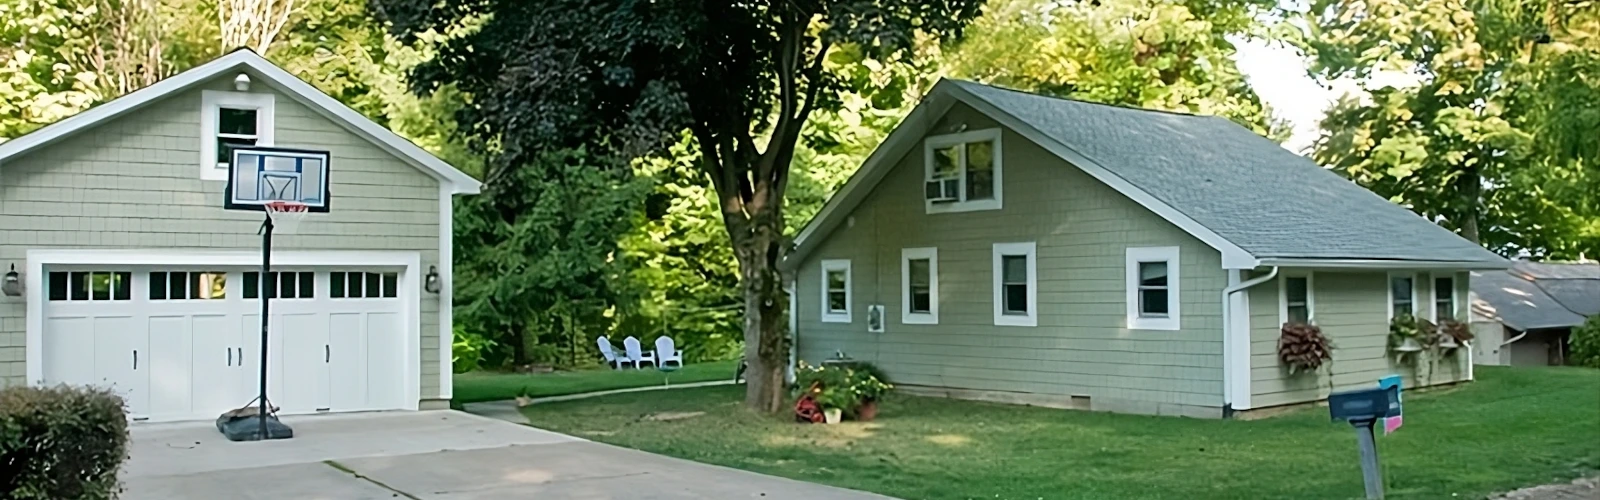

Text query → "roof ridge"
[944,78,1217,120]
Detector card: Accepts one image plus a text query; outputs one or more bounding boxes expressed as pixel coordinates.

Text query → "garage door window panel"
[48,271,130,302]
[149,271,226,300]
[332,271,399,299]
[243,271,315,299]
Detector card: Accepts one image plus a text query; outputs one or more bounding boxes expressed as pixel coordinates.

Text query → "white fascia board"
[0,50,481,196]
[1257,258,1510,270]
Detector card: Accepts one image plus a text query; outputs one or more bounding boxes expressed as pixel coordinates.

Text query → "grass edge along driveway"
[522,366,1600,500]
[453,360,739,404]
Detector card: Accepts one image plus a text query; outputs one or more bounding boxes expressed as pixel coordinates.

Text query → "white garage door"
[42,267,408,421]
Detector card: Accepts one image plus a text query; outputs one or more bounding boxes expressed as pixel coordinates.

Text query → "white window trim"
[1429,273,1460,322]
[200,90,275,181]
[1278,272,1316,325]
[992,242,1037,327]
[820,259,852,323]
[900,247,939,325]
[923,128,1003,214]
[1125,246,1181,331]
[1386,272,1420,322]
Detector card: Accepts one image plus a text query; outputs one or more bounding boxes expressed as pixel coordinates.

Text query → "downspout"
[786,278,798,384]
[1222,266,1279,418]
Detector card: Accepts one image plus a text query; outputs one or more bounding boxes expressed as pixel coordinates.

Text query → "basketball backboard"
[224,147,331,212]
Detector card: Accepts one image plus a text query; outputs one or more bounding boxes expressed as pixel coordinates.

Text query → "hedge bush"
[1571,315,1600,369]
[0,385,129,499]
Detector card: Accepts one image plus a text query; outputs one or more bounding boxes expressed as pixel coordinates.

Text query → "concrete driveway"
[123,411,891,500]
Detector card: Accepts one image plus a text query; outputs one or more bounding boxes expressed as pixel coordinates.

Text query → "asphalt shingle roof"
[1472,263,1598,330]
[953,80,1505,263]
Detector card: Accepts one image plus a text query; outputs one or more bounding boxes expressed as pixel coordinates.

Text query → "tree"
[946,0,1281,135]
[375,0,988,412]
[452,147,644,367]
[1297,0,1599,258]
[219,0,294,53]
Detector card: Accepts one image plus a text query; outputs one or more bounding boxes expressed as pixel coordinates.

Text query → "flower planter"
[823,408,843,424]
[1438,337,1460,349]
[1394,337,1424,352]
[855,399,879,422]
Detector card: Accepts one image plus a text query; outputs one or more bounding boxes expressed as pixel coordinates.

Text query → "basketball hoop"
[264,201,309,234]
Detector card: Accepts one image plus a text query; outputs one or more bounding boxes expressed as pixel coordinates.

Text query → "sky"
[1229,37,1344,154]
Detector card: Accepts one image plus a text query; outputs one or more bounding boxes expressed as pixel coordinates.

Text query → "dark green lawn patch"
[453,360,739,404]
[524,366,1600,500]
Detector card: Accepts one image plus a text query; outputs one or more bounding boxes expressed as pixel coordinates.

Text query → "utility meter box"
[1328,386,1401,422]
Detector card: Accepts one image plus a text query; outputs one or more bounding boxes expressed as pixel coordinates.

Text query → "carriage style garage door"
[40,266,409,421]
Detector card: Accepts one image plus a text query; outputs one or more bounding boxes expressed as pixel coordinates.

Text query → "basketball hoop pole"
[257,214,273,440]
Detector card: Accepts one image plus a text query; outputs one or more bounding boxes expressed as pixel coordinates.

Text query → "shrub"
[451,325,498,373]
[1571,316,1600,369]
[792,361,893,410]
[0,385,129,499]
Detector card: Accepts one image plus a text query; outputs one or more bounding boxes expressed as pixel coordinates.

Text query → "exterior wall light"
[2,264,21,297]
[424,265,440,294]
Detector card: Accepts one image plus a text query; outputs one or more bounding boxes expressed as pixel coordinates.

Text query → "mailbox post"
[1328,386,1402,499]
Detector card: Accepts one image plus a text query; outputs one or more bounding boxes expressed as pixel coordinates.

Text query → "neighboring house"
[1471,262,1599,366]
[0,50,481,422]
[784,79,1506,418]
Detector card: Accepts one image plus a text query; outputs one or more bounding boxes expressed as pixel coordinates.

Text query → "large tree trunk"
[731,205,789,413]
[1460,162,1482,244]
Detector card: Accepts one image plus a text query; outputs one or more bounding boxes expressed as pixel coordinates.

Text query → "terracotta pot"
[855,399,879,421]
[823,408,843,424]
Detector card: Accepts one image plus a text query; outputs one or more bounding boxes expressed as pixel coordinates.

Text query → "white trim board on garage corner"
[24,249,424,417]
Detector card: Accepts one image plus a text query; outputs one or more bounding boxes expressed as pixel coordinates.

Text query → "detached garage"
[0,50,481,421]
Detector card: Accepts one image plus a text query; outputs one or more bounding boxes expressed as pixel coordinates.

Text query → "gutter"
[1255,258,1509,270]
[1222,266,1279,417]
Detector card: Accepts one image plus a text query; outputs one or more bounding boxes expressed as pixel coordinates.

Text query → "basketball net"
[264,201,309,235]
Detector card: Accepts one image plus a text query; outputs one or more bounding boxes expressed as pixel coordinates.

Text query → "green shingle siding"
[1248,270,1469,408]
[795,103,1227,414]
[0,76,445,403]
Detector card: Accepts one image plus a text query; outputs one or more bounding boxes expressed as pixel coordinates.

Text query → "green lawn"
[522,366,1600,500]
[452,360,739,404]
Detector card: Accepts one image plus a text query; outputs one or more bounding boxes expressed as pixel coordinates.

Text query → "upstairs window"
[200,90,274,180]
[924,129,1002,213]
[1125,247,1181,330]
[820,260,851,323]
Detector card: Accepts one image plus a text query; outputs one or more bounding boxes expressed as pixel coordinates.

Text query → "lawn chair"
[655,336,684,369]
[596,336,627,369]
[623,336,656,369]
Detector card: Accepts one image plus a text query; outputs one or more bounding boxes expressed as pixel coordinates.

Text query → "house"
[1471,262,1599,366]
[0,50,480,422]
[783,79,1507,418]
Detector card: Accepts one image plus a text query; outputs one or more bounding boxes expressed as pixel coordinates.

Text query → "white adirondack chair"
[596,336,627,369]
[623,336,656,369]
[654,336,684,369]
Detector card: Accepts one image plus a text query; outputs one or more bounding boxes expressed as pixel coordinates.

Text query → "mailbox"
[1328,386,1401,422]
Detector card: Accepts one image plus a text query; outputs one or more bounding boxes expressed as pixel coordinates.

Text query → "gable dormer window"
[200,90,274,180]
[923,128,1002,214]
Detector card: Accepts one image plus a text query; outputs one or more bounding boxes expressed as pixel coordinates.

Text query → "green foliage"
[792,361,893,410]
[615,133,744,362]
[1297,0,1600,259]
[453,147,646,367]
[947,0,1281,136]
[451,325,496,374]
[1571,315,1600,369]
[0,385,129,500]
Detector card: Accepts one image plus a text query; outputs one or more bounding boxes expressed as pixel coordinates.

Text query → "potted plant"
[1278,322,1333,374]
[813,387,851,424]
[1389,315,1426,354]
[847,366,892,422]
[1436,319,1474,351]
